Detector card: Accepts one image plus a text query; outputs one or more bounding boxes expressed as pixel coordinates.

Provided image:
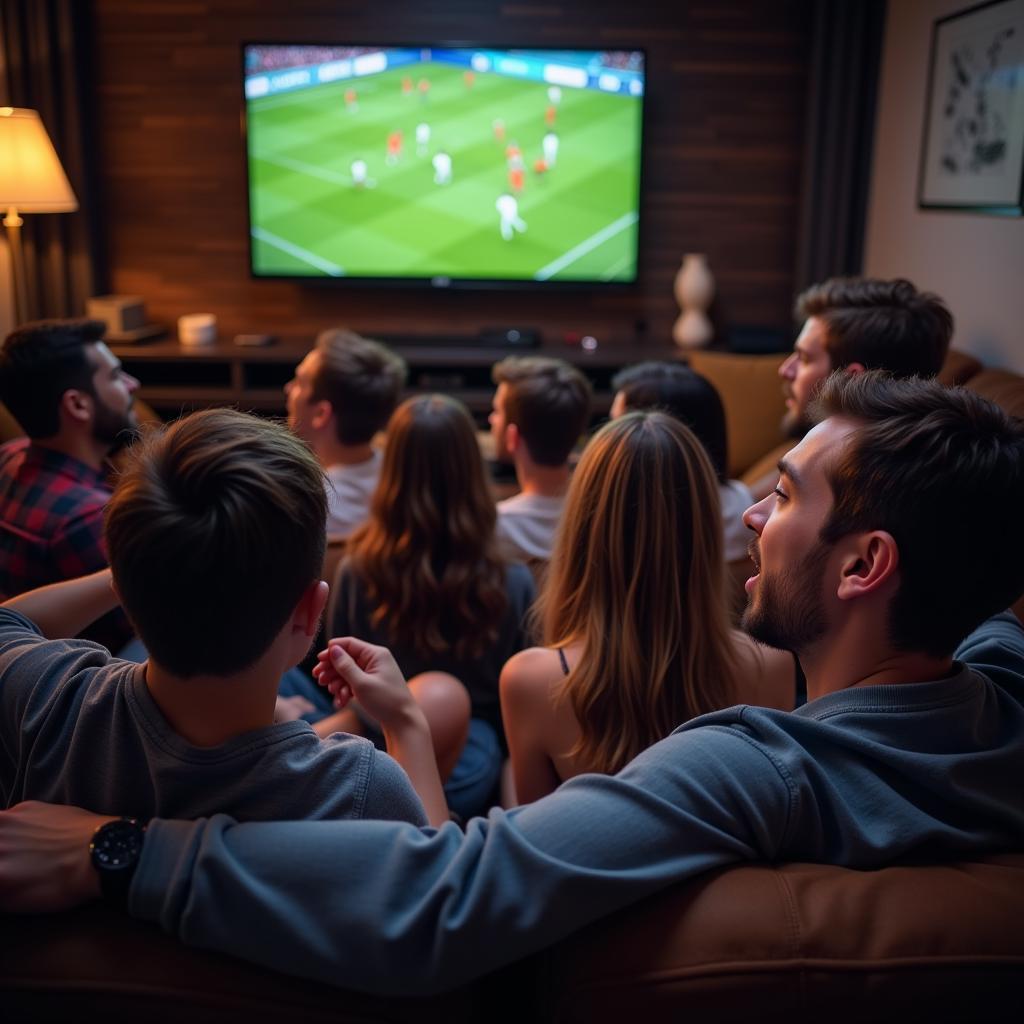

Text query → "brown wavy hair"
[537,411,740,774]
[347,394,508,660]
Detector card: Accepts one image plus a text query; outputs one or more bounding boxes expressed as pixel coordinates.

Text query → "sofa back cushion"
[542,856,1024,1022]
[686,350,788,479]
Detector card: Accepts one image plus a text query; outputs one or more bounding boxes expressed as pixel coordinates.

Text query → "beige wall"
[864,0,1024,372]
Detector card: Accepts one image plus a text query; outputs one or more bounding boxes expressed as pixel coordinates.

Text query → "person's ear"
[844,362,867,376]
[60,388,94,427]
[506,421,521,453]
[294,580,330,638]
[310,400,334,433]
[836,531,898,601]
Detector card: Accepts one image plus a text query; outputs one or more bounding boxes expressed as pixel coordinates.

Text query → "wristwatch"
[90,816,147,909]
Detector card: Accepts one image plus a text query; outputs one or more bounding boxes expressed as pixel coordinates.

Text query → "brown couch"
[4,856,1023,1021]
[3,351,1024,1020]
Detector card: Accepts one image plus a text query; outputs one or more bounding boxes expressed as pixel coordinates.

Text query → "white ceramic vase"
[672,253,715,349]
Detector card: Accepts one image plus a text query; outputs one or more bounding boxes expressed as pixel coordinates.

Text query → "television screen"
[242,45,645,286]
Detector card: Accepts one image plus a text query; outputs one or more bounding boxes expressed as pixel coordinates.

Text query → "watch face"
[91,818,144,871]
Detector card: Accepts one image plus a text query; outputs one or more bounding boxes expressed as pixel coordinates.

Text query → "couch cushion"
[0,902,483,1023]
[687,350,788,478]
[542,856,1024,1023]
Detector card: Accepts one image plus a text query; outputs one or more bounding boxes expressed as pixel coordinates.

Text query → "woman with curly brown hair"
[500,411,793,804]
[318,394,535,816]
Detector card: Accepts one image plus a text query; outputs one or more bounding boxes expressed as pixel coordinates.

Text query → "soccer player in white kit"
[350,159,368,187]
[432,151,452,185]
[542,131,559,168]
[496,193,527,241]
[547,85,562,105]
[416,122,430,156]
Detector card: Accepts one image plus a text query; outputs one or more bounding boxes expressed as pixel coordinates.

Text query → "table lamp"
[0,107,78,325]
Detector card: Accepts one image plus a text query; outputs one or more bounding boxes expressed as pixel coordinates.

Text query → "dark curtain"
[0,0,102,321]
[794,0,887,291]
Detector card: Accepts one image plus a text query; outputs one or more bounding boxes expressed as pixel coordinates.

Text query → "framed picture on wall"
[918,0,1024,215]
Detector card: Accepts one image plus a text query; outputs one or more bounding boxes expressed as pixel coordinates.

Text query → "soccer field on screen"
[246,61,642,283]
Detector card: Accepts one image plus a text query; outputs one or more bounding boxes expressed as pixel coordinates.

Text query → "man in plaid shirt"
[0,319,140,650]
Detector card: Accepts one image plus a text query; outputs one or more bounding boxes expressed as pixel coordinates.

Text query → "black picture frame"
[918,0,1024,215]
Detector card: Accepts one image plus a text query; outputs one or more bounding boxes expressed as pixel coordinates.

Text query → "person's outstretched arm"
[0,721,792,995]
[313,636,449,827]
[1,569,120,640]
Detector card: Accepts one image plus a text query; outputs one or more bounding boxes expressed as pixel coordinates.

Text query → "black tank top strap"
[557,647,570,676]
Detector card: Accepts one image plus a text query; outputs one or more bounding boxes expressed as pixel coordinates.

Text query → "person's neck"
[514,458,570,498]
[31,432,107,473]
[800,616,954,702]
[316,437,375,470]
[143,657,282,748]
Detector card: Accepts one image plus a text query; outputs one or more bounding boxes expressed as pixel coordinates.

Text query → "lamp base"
[3,209,26,326]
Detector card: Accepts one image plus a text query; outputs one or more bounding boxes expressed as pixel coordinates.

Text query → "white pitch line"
[253,151,352,187]
[601,253,631,281]
[251,226,344,276]
[534,211,639,281]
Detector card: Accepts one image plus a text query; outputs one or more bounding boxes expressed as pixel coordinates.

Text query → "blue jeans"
[277,669,501,819]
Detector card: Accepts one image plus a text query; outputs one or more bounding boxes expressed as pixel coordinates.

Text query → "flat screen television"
[242,44,645,287]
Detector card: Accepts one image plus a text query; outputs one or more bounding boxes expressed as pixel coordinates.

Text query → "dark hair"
[106,409,327,677]
[0,319,106,438]
[313,329,407,445]
[492,356,592,466]
[611,361,729,482]
[347,395,507,661]
[795,277,952,378]
[813,371,1024,658]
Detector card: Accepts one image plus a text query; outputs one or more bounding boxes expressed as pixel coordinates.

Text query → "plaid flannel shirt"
[0,439,132,650]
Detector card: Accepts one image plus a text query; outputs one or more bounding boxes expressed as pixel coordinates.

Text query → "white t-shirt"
[325,452,381,539]
[720,479,755,563]
[495,491,566,563]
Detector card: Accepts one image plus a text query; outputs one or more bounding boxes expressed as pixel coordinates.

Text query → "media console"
[109,335,678,423]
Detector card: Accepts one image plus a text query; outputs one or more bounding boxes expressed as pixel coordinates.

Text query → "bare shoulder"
[730,631,796,712]
[500,646,565,707]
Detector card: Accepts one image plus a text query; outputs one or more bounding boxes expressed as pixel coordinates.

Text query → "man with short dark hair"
[2,373,1022,995]
[0,408,448,828]
[0,320,140,649]
[285,328,407,538]
[489,355,592,563]
[750,277,953,499]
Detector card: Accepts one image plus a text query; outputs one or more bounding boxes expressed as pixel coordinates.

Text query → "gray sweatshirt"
[130,613,1024,994]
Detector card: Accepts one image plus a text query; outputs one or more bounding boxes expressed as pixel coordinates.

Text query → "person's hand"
[274,694,316,722]
[0,801,111,913]
[313,636,418,731]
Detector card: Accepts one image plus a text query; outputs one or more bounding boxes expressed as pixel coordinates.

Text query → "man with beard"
[1,373,1023,997]
[0,320,140,649]
[749,278,953,500]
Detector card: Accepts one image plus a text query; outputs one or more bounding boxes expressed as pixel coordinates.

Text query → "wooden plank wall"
[88,0,811,345]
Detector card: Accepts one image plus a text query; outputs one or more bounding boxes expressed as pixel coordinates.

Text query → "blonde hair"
[347,394,507,660]
[537,411,739,774]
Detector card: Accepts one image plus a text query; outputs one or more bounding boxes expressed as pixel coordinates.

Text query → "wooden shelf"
[112,334,670,423]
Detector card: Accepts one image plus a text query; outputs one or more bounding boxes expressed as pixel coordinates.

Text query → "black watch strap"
[90,816,147,910]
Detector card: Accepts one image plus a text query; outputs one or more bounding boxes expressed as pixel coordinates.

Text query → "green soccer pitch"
[246,62,642,283]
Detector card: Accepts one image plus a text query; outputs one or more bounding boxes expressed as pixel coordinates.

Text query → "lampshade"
[0,106,78,213]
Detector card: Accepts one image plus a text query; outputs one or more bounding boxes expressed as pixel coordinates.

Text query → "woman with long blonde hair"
[500,411,792,803]
[321,394,535,816]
